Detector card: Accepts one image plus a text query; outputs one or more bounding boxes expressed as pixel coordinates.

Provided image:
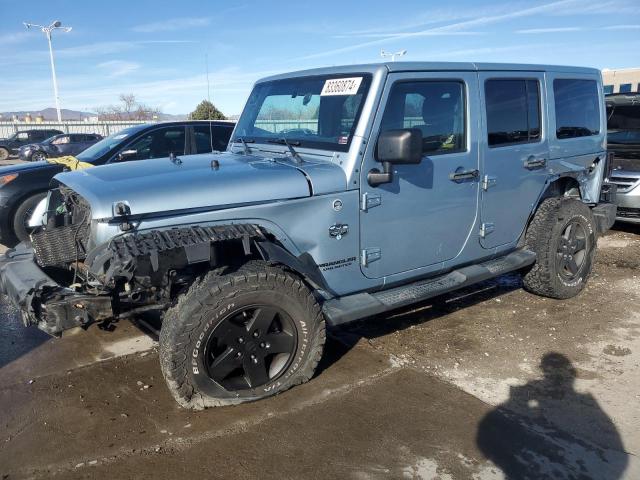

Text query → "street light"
[380,49,407,62]
[24,20,72,122]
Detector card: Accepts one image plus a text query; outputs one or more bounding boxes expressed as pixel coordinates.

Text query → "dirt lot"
[0,224,639,479]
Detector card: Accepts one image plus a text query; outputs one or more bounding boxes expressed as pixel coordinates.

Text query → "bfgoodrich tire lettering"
[523,197,597,299]
[159,261,326,409]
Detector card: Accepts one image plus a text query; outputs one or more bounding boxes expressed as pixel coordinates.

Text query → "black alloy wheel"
[556,220,588,281]
[204,305,297,391]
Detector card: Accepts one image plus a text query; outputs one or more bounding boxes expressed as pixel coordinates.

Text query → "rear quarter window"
[553,79,600,139]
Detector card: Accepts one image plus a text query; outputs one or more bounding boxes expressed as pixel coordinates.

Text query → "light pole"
[24,20,72,122]
[380,49,407,62]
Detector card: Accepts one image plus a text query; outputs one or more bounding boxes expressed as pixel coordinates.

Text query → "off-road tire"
[159,261,326,409]
[523,197,597,299]
[12,192,47,245]
[0,147,9,161]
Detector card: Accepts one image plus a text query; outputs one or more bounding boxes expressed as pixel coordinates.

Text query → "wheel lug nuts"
[236,352,242,357]
[253,331,259,338]
[260,342,265,348]
[238,337,244,344]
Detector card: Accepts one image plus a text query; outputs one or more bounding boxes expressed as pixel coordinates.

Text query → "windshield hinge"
[360,192,382,211]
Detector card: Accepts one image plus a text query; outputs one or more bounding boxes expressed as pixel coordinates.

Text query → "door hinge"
[361,192,382,211]
[480,223,495,238]
[482,175,497,191]
[361,247,382,267]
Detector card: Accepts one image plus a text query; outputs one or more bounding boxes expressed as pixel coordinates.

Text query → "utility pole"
[24,20,72,122]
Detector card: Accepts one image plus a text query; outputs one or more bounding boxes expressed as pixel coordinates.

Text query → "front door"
[479,72,549,249]
[359,72,480,279]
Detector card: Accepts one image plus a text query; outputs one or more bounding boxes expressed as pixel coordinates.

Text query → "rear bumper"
[0,243,113,335]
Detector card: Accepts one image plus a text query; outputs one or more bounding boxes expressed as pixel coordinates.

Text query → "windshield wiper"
[234,137,254,155]
[267,138,303,163]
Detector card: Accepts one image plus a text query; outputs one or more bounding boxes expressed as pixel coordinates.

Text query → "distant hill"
[0,108,187,122]
[0,108,94,121]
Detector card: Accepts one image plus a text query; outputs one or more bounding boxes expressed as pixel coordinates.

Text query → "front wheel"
[159,262,326,409]
[31,151,47,162]
[12,192,47,245]
[523,197,597,299]
[0,147,9,161]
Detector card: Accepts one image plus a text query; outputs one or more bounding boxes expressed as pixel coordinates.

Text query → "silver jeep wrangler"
[0,62,616,408]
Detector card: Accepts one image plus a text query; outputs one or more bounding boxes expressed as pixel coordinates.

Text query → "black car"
[18,133,103,162]
[0,121,235,246]
[0,129,64,160]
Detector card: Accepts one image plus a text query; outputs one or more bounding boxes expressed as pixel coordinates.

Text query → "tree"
[95,93,161,121]
[190,100,226,120]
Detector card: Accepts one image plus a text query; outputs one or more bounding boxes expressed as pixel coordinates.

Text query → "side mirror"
[368,129,423,186]
[117,149,137,161]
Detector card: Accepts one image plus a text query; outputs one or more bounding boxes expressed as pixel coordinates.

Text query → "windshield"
[607,104,640,145]
[76,125,145,163]
[234,74,372,152]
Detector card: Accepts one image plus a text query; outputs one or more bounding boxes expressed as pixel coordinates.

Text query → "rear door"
[479,72,549,249]
[359,71,480,279]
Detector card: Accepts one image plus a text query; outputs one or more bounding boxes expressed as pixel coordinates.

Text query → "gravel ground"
[0,223,638,479]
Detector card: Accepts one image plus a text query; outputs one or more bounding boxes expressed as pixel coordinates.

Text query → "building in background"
[602,68,640,94]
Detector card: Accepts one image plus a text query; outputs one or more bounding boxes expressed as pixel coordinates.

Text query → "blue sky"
[1,0,639,116]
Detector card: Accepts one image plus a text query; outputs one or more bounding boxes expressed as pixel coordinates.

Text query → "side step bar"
[323,249,536,326]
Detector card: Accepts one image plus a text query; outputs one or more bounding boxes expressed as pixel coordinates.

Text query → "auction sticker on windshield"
[321,77,363,96]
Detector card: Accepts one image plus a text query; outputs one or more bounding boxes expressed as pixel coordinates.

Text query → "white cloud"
[97,60,140,77]
[602,24,640,30]
[298,0,583,60]
[516,27,582,33]
[131,17,211,33]
[0,32,30,45]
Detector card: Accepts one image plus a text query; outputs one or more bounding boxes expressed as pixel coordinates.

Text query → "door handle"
[449,168,479,182]
[524,156,547,169]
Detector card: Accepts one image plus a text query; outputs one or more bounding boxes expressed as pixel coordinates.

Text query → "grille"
[617,207,640,219]
[609,174,640,193]
[32,222,90,267]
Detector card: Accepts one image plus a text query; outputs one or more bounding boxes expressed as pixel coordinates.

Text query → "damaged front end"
[0,186,267,336]
[0,188,114,335]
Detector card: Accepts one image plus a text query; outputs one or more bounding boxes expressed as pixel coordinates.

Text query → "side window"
[485,79,540,147]
[553,79,600,139]
[123,127,186,161]
[16,132,29,142]
[603,85,614,94]
[193,125,232,153]
[69,134,83,143]
[379,81,466,155]
[52,135,70,145]
[619,83,632,94]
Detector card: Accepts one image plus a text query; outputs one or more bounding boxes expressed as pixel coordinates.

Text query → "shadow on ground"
[477,353,629,479]
[0,301,50,369]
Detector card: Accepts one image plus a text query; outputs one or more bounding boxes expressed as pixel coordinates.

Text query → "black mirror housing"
[368,129,423,187]
[376,128,423,165]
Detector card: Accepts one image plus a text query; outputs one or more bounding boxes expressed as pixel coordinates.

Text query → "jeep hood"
[54,152,347,219]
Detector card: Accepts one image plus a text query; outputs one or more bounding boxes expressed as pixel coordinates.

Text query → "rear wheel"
[12,192,47,245]
[523,197,597,299]
[0,147,9,161]
[159,262,326,409]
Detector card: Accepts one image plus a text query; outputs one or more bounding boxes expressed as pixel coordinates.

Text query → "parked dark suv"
[0,121,234,246]
[19,133,103,162]
[0,129,64,160]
